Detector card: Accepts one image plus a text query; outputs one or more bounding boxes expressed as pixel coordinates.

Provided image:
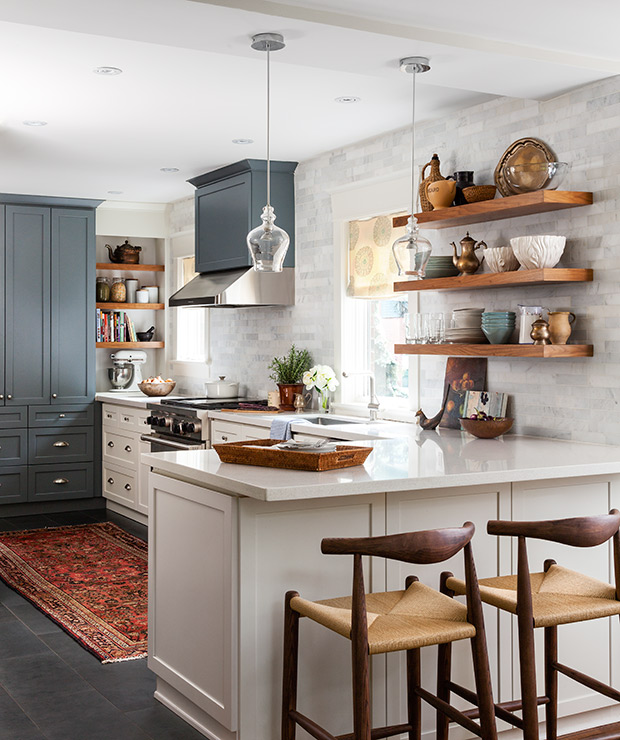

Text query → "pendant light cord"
[266,43,271,208]
[410,68,416,223]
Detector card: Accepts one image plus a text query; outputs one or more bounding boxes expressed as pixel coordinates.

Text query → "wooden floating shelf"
[392,191,593,230]
[96,302,164,310]
[394,343,593,358]
[96,342,165,349]
[96,263,165,272]
[394,268,593,293]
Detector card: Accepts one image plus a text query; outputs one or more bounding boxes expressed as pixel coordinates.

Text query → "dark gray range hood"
[168,267,295,308]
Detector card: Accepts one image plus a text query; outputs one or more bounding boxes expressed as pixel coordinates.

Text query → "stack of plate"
[423,256,459,279]
[481,311,516,344]
[446,307,486,343]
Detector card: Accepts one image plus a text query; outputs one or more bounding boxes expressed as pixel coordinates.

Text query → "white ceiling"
[0,0,617,203]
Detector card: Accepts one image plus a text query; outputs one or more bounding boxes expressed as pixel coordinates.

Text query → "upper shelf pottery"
[419,153,447,212]
[426,179,456,210]
[105,239,142,264]
[483,245,519,272]
[502,161,569,194]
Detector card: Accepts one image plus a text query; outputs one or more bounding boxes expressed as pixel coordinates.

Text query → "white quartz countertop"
[143,429,620,502]
[96,392,190,408]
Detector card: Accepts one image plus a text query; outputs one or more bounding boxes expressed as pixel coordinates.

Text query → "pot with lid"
[205,376,239,398]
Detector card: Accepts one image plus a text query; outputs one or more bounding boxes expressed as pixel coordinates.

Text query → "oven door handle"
[140,434,205,451]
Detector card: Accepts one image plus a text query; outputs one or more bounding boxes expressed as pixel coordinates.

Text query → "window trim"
[330,173,420,421]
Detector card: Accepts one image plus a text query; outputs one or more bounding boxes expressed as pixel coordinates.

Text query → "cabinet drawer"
[29,463,94,502]
[0,466,28,504]
[0,407,27,429]
[0,430,28,466]
[29,426,93,464]
[211,420,266,444]
[102,404,118,425]
[103,463,137,509]
[117,408,150,433]
[102,427,138,468]
[29,404,94,428]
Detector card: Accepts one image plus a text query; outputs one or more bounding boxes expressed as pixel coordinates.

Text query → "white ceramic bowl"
[509,235,566,270]
[484,246,519,273]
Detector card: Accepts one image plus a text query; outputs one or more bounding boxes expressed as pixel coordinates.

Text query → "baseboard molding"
[0,498,104,518]
[105,500,147,526]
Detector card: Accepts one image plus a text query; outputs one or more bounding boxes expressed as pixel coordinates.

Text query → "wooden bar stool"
[281,522,498,740]
[446,510,620,740]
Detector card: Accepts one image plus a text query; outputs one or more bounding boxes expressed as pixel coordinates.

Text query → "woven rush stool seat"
[446,564,620,628]
[291,580,476,654]
[281,523,498,740]
[443,511,620,740]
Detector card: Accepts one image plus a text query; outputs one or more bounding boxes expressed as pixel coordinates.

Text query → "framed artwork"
[439,357,488,429]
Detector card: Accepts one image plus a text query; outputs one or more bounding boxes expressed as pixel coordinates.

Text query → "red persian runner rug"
[0,522,147,663]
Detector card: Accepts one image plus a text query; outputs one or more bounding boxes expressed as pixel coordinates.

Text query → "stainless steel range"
[141,397,267,452]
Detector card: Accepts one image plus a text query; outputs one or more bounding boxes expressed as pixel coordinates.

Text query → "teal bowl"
[482,326,514,344]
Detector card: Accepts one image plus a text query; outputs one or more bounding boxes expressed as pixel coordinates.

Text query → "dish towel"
[269,417,313,441]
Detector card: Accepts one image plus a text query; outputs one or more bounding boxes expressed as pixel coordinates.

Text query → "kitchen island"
[144,430,620,740]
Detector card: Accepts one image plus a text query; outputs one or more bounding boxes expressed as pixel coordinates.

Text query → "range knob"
[182,421,196,434]
[172,422,182,434]
[146,415,155,425]
[156,417,169,428]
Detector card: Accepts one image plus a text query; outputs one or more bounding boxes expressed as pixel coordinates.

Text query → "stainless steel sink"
[308,416,367,426]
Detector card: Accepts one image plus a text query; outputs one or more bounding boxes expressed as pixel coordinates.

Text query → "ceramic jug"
[450,232,486,275]
[419,154,446,212]
[548,311,576,344]
[426,179,456,210]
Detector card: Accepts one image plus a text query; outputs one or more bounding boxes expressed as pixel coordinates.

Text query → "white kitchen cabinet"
[101,401,150,522]
[210,418,268,444]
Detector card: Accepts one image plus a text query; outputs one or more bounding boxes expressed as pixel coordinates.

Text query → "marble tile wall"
[168,75,620,443]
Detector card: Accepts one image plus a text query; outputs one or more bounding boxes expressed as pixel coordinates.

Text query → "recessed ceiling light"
[107,190,123,195]
[160,167,179,173]
[232,138,254,145]
[22,120,47,127]
[335,96,361,104]
[93,66,123,76]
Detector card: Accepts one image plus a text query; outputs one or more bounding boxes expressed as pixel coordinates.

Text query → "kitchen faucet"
[342,371,380,422]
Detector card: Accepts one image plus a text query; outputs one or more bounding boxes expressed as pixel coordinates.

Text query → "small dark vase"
[451,171,475,205]
[278,383,304,411]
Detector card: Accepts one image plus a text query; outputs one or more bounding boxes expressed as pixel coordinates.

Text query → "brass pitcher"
[451,232,486,275]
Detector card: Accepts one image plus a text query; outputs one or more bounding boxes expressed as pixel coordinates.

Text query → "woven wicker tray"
[212,438,372,471]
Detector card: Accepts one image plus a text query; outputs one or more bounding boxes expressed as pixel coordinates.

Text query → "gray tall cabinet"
[0,195,101,507]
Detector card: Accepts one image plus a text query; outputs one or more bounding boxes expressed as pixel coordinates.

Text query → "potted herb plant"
[268,344,312,411]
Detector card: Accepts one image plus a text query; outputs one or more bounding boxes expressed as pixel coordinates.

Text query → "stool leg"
[436,643,451,740]
[436,572,453,740]
[406,648,421,740]
[282,591,300,740]
[544,626,558,740]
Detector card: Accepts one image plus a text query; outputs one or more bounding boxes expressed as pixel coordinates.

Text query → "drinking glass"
[428,313,445,344]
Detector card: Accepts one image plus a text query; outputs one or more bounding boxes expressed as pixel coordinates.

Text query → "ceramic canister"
[136,289,150,304]
[125,279,139,303]
[144,285,159,303]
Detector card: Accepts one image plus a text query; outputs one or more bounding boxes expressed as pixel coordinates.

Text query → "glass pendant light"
[247,32,290,272]
[392,56,432,280]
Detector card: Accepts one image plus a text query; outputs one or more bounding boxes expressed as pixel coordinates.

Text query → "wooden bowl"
[462,185,497,204]
[137,381,176,397]
[459,417,513,439]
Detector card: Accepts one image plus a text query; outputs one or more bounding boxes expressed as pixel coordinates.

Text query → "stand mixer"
[108,350,147,392]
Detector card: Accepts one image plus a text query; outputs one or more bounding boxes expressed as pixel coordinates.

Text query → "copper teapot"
[451,232,486,275]
[105,239,142,264]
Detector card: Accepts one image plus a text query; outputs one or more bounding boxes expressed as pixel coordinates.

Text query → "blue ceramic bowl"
[482,325,514,344]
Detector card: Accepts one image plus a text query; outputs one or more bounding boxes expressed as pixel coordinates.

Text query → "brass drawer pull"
[125,445,132,452]
[53,441,69,448]
[53,478,68,485]
[123,416,130,422]
[107,477,114,485]
[108,441,114,448]
[59,413,66,418]
[52,393,57,399]
[6,395,11,400]
[124,483,132,491]
[221,435,229,441]
[0,395,4,400]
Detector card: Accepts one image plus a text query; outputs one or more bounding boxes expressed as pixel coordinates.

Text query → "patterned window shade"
[347,213,407,299]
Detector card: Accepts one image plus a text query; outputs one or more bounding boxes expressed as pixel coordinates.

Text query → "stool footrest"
[555,662,620,702]
[416,686,483,737]
[336,722,412,740]
[290,711,338,740]
[451,681,527,729]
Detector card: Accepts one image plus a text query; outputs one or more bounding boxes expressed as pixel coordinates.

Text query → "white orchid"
[303,364,340,393]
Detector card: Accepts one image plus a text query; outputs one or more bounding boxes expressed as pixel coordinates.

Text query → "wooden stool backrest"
[487,509,620,603]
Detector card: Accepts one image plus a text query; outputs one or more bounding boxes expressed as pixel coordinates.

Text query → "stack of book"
[96,309,138,343]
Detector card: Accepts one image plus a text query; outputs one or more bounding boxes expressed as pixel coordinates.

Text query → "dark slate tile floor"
[0,509,205,740]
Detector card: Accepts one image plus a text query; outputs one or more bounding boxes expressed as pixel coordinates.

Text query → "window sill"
[171,360,209,379]
[331,402,418,426]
